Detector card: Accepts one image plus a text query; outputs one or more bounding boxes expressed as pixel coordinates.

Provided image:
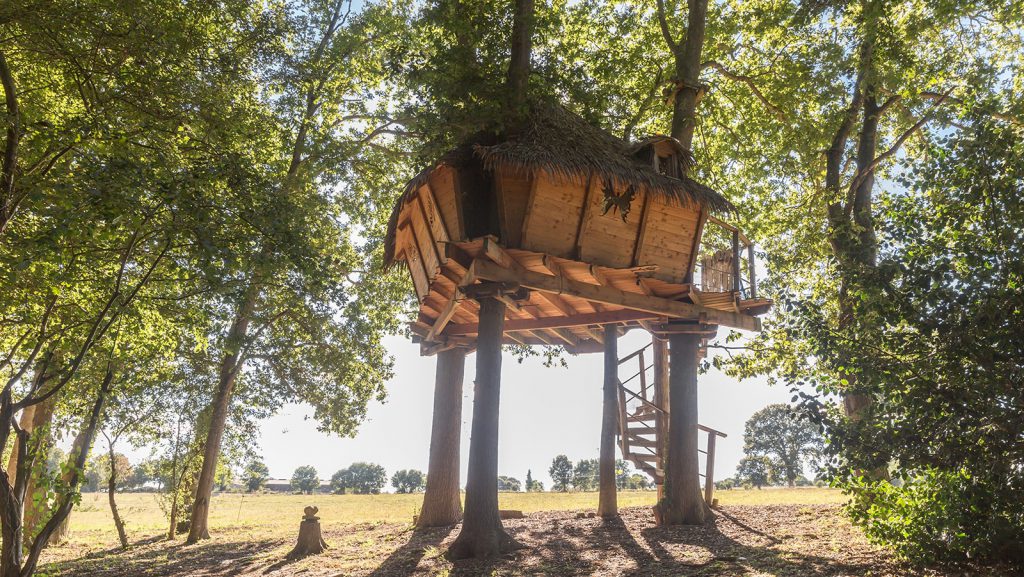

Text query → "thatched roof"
[384,101,733,266]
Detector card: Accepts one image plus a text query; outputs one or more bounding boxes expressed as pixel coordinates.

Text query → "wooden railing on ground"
[615,342,727,504]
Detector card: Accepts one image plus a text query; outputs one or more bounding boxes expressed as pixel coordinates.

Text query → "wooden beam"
[579,325,604,343]
[534,290,577,317]
[519,175,540,244]
[426,266,477,342]
[471,258,761,332]
[547,328,579,347]
[482,236,515,269]
[573,173,597,260]
[446,308,661,336]
[589,264,611,287]
[416,194,446,266]
[631,191,652,267]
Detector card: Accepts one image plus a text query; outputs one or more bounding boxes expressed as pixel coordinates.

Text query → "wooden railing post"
[747,243,757,299]
[731,229,741,293]
[617,378,629,456]
[704,432,717,505]
[638,350,647,402]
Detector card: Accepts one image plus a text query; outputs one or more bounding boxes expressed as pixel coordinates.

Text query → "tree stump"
[286,506,329,560]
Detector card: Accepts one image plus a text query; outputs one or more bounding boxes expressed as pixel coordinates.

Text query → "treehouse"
[385,102,772,551]
[385,103,771,354]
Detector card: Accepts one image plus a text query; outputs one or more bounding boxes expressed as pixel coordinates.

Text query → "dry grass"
[37,494,986,577]
[59,488,846,548]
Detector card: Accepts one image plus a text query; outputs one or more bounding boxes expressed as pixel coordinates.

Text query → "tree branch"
[702,60,786,120]
[0,48,21,234]
[845,89,953,197]
[655,0,678,50]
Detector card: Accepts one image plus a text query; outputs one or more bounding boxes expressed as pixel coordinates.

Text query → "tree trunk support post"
[652,336,668,501]
[659,325,711,525]
[418,347,467,528]
[597,324,618,518]
[446,285,521,559]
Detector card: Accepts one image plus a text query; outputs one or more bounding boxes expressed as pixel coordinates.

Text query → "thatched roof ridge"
[383,102,733,267]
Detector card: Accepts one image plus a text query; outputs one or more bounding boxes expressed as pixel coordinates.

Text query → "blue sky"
[254,328,792,490]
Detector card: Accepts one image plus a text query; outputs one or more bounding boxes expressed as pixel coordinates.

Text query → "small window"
[658,155,679,178]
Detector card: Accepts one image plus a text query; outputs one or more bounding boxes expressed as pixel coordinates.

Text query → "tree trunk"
[670,0,709,148]
[659,332,709,525]
[446,296,519,560]
[597,325,618,518]
[20,369,113,577]
[46,428,90,548]
[505,0,534,121]
[5,406,34,478]
[417,348,466,528]
[652,337,668,501]
[108,446,128,548]
[21,398,56,548]
[186,282,259,544]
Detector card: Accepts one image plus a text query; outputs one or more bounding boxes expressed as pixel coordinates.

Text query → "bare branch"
[846,90,953,197]
[702,60,786,120]
[655,0,678,50]
[623,69,665,141]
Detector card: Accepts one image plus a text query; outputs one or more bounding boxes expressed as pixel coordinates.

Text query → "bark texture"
[417,348,466,528]
[597,325,618,518]
[660,333,710,525]
[107,446,128,548]
[668,0,709,148]
[187,283,259,544]
[446,296,519,560]
[506,0,534,120]
[286,507,328,560]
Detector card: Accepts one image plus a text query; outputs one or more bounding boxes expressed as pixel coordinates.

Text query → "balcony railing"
[693,216,758,299]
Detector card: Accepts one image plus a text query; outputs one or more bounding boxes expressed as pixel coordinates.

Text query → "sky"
[253,329,792,490]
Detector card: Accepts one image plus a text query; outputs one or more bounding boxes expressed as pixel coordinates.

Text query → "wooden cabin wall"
[519,176,589,258]
[427,167,463,242]
[458,162,500,240]
[634,197,702,284]
[578,180,644,269]
[494,169,532,247]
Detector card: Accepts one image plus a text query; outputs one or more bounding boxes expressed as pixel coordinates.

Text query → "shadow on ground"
[41,505,985,577]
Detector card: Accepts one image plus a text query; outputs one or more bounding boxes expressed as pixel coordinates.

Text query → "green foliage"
[614,459,632,490]
[736,456,773,489]
[548,455,573,492]
[776,119,1024,565]
[331,462,387,494]
[625,474,652,491]
[497,476,521,492]
[390,469,425,494]
[742,404,823,487]
[290,466,320,495]
[847,469,1024,565]
[244,460,271,493]
[571,459,598,492]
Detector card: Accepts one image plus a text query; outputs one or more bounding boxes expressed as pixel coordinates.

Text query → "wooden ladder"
[616,341,727,503]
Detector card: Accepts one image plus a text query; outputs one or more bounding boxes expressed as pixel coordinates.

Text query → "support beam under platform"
[470,258,761,332]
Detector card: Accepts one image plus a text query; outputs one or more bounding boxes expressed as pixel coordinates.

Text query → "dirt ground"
[42,504,1005,576]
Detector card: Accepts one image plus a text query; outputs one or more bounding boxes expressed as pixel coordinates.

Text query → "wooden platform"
[407,237,772,355]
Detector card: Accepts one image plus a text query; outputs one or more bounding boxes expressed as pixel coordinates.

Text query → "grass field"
[42,487,976,577]
[64,488,846,549]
